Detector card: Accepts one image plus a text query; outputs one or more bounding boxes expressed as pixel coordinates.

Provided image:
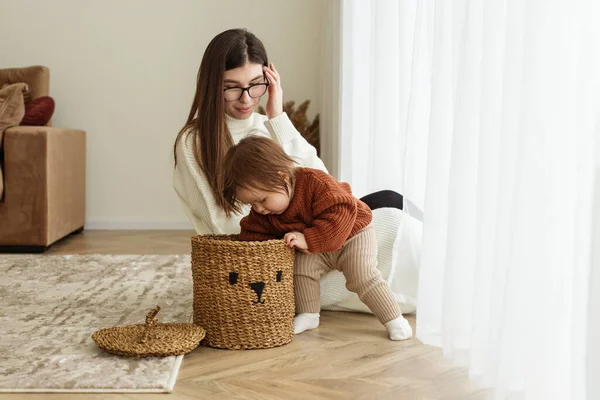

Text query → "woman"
[173,28,420,314]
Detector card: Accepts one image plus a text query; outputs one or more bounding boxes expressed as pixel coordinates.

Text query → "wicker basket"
[92,305,205,357]
[191,235,295,349]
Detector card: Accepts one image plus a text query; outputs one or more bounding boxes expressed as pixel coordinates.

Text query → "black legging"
[360,190,403,211]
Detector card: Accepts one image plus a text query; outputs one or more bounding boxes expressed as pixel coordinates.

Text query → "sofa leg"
[0,226,84,254]
[0,245,48,254]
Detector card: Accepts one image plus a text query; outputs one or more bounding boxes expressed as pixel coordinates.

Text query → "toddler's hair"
[223,136,297,215]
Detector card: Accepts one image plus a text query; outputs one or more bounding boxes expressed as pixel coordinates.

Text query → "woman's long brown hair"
[173,28,268,210]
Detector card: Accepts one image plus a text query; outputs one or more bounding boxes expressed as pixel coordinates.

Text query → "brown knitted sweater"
[239,168,372,253]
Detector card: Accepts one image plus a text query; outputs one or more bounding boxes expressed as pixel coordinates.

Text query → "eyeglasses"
[223,82,269,102]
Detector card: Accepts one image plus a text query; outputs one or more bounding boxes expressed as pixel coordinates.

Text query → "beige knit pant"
[294,224,402,324]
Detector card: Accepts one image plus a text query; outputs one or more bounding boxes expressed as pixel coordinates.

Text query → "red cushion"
[20,96,55,126]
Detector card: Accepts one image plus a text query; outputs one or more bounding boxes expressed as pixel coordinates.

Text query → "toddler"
[222,136,412,340]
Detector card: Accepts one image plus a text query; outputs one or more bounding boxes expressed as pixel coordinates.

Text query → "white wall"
[0,0,324,229]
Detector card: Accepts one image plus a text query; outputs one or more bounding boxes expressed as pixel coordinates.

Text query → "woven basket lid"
[92,305,205,358]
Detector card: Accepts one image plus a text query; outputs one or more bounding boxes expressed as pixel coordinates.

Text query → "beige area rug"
[0,254,193,393]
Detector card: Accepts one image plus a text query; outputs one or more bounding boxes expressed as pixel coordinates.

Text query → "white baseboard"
[85,221,194,230]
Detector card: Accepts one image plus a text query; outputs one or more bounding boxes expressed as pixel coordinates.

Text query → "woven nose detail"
[249,282,265,303]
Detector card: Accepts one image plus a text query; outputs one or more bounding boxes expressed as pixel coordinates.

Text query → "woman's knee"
[360,190,403,210]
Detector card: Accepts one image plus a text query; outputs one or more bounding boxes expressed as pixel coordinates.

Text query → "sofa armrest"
[0,126,86,246]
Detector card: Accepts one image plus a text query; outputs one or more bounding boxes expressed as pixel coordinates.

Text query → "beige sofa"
[0,66,86,252]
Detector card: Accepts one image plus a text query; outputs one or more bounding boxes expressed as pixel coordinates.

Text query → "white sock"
[293,313,320,334]
[384,316,413,341]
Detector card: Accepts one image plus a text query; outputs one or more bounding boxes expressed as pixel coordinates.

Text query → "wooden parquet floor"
[1,230,487,400]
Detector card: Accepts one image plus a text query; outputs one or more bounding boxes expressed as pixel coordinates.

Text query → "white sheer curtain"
[333,0,429,218]
[417,0,599,398]
[331,0,600,398]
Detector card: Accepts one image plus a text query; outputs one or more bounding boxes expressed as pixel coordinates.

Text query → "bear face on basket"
[191,235,295,350]
[227,268,284,304]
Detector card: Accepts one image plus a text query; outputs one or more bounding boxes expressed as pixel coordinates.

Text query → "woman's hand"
[284,231,309,253]
[263,63,283,119]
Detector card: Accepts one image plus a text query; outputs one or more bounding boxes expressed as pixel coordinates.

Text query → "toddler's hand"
[284,232,298,248]
[284,231,308,252]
